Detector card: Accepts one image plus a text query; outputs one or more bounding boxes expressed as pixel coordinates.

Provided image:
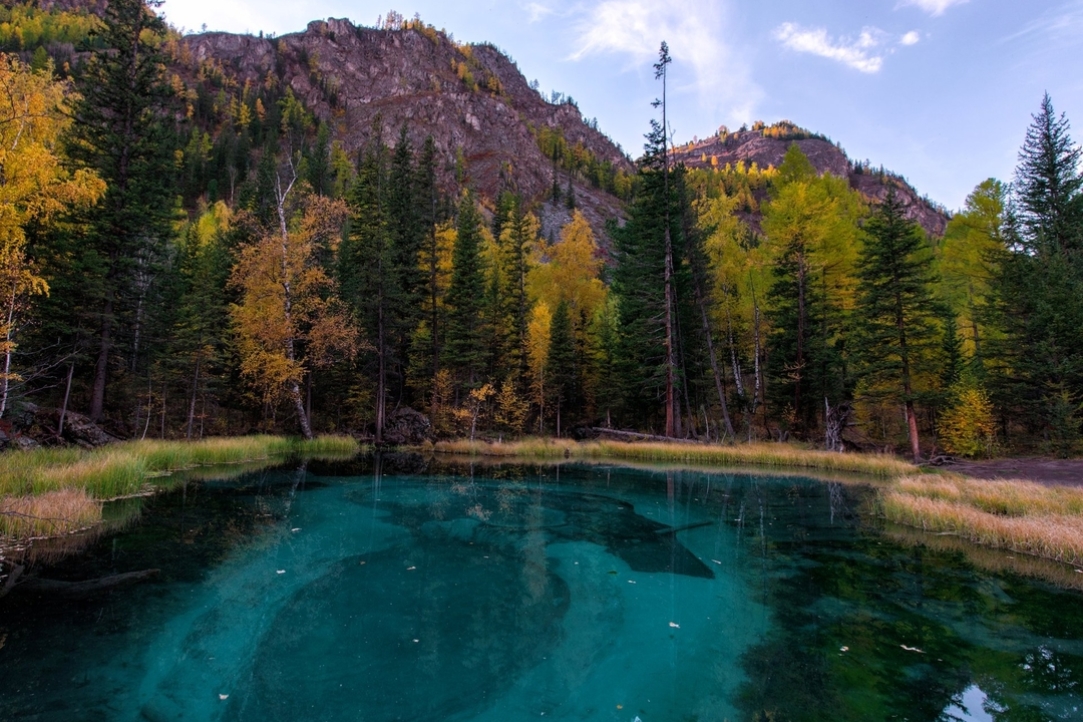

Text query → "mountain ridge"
[12,2,951,237]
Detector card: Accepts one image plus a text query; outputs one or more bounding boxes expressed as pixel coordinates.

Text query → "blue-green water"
[1,457,1082,721]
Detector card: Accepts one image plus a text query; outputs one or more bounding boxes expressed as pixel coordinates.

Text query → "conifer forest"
[1,0,1082,462]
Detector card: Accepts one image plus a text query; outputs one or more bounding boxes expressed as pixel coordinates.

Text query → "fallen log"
[591,428,699,445]
[17,569,160,598]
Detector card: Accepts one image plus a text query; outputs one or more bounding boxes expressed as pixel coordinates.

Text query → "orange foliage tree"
[230,189,359,438]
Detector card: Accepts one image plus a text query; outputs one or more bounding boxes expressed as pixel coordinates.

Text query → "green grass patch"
[0,435,362,501]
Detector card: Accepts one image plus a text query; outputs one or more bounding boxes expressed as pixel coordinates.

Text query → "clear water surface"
[1,455,1081,721]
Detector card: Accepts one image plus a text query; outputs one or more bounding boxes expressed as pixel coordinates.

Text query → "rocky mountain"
[671,125,950,237]
[16,3,950,239]
[175,17,635,239]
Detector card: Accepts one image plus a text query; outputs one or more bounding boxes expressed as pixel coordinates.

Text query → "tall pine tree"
[63,0,176,421]
[854,191,940,462]
[987,95,1083,453]
[443,194,488,391]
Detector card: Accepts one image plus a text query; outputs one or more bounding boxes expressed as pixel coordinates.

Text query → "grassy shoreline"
[429,438,915,477]
[6,434,1082,587]
[883,473,1083,568]
[0,436,360,540]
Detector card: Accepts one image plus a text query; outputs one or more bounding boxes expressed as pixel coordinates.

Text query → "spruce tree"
[986,95,1083,452]
[610,120,674,427]
[1015,94,1083,256]
[854,191,940,462]
[63,0,176,421]
[443,194,488,389]
[386,127,427,403]
[547,299,576,436]
[497,196,536,388]
[341,138,394,441]
[415,136,442,393]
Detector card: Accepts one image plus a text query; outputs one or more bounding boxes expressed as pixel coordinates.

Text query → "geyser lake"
[1,456,1081,721]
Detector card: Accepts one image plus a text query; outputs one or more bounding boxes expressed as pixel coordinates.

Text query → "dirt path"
[949,458,1083,487]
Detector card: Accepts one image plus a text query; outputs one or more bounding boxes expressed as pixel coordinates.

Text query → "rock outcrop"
[672,130,950,237]
[177,19,634,238]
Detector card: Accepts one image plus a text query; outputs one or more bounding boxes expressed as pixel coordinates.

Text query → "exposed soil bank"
[950,458,1083,487]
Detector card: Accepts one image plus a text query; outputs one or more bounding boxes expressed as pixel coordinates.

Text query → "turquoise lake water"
[1,456,1081,721]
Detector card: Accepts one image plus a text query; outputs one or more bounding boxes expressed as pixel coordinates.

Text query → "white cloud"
[901,30,922,45]
[570,0,761,126]
[524,2,555,23]
[898,0,970,17]
[774,23,886,74]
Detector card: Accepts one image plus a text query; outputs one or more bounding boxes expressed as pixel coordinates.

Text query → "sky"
[161,0,1083,211]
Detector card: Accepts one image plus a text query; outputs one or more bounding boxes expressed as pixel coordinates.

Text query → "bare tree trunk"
[291,379,313,439]
[724,283,745,399]
[0,289,16,419]
[375,300,386,444]
[90,296,113,422]
[794,253,807,429]
[141,375,152,440]
[751,277,766,437]
[824,398,851,452]
[697,293,735,439]
[186,350,202,440]
[906,400,921,463]
[275,169,313,440]
[306,372,312,427]
[58,362,75,437]
[664,240,677,437]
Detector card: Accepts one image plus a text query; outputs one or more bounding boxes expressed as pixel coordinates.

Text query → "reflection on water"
[0,455,1081,721]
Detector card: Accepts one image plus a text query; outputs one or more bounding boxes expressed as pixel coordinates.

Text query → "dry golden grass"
[884,474,1083,567]
[0,435,362,501]
[430,438,915,478]
[0,489,101,540]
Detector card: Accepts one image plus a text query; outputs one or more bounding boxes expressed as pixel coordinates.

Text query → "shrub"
[939,384,997,458]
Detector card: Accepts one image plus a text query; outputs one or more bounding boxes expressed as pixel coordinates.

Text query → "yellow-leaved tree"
[528,210,606,320]
[0,55,105,417]
[230,191,359,438]
[526,301,552,433]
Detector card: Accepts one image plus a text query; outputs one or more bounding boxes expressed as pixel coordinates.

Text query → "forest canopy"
[0,2,1080,459]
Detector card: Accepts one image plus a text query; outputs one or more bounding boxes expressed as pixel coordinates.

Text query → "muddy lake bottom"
[1,456,1081,721]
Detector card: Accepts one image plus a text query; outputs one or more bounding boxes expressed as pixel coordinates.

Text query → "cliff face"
[671,130,950,237]
[178,19,634,237]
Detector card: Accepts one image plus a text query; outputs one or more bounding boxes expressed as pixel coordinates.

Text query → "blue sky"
[163,0,1083,211]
